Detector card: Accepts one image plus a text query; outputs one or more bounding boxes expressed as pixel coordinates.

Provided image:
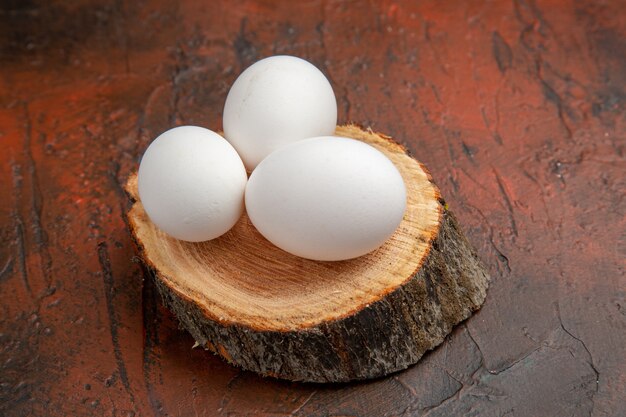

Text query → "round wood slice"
[125,125,490,383]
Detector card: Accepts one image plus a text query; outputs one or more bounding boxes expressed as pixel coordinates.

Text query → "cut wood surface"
[1,0,624,415]
[126,125,489,382]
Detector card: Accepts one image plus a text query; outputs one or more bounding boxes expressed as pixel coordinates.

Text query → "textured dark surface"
[0,0,624,415]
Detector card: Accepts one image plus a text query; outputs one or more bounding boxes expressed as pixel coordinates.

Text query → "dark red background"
[1,0,624,415]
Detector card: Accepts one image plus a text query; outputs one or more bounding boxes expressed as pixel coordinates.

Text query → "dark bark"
[143,207,489,382]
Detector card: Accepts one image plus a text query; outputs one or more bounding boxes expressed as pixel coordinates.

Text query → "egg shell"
[245,136,407,261]
[138,126,247,242]
[223,55,337,170]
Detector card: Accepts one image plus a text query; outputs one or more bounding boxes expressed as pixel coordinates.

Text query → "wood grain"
[127,126,444,331]
[0,0,624,415]
[126,125,489,382]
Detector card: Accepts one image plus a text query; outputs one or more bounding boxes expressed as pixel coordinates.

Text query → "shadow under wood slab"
[124,125,490,382]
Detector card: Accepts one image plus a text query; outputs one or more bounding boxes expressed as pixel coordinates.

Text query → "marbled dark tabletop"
[0,0,624,415]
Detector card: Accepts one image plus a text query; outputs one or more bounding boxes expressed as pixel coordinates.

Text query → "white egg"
[223,55,337,170]
[138,126,247,242]
[245,136,407,261]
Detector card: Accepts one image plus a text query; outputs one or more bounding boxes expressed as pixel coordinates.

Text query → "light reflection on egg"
[138,126,247,242]
[245,136,407,261]
[223,55,337,171]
